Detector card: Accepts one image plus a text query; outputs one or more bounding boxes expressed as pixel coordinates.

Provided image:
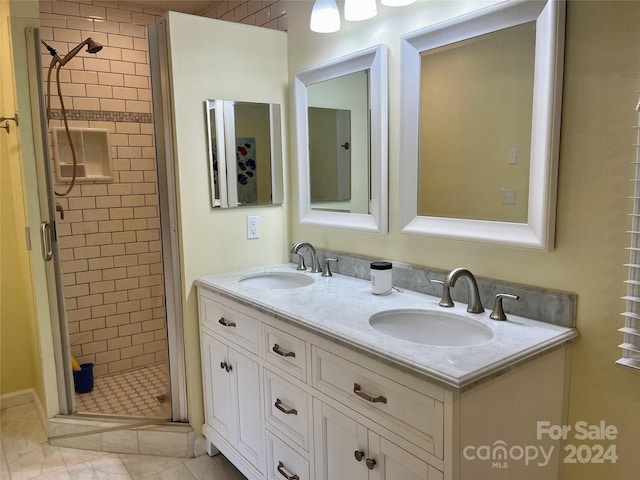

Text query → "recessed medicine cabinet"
[294,45,388,233]
[205,100,284,208]
[399,0,565,249]
[52,127,113,183]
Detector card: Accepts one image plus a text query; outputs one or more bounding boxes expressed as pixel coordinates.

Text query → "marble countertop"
[195,264,578,389]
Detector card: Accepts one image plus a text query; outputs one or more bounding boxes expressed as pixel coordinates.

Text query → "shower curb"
[48,415,197,457]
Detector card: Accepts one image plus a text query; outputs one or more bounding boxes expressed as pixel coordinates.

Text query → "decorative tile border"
[305,249,577,328]
[48,109,153,123]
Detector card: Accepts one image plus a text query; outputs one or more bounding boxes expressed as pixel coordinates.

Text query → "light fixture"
[381,0,416,6]
[344,0,377,22]
[310,0,341,33]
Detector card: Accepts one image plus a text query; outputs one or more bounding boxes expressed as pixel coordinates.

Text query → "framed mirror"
[205,99,284,208]
[294,45,388,233]
[399,0,565,249]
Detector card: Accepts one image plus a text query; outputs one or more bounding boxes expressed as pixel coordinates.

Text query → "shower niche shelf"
[52,127,113,183]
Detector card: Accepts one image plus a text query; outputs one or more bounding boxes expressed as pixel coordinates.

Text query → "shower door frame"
[25,25,188,422]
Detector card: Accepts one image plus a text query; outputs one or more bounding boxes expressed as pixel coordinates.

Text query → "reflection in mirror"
[308,107,352,205]
[208,103,221,203]
[205,100,283,208]
[307,70,369,214]
[419,22,535,223]
[400,0,565,249]
[294,45,388,233]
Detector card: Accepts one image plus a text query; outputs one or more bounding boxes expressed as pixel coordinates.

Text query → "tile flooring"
[1,402,247,479]
[74,363,170,418]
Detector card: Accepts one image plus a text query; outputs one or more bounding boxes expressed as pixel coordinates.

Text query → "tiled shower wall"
[39,0,166,377]
[38,0,287,378]
[201,1,287,31]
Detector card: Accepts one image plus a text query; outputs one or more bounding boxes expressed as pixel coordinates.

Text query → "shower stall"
[24,0,186,422]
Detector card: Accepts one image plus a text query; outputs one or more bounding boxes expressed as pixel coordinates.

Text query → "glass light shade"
[381,0,416,6]
[345,0,378,21]
[310,0,341,33]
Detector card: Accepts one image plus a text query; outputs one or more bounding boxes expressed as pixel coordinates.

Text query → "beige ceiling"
[105,0,220,15]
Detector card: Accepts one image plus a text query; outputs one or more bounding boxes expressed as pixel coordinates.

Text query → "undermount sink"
[238,272,315,289]
[369,309,494,347]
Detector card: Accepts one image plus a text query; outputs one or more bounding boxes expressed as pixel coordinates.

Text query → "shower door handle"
[40,221,53,261]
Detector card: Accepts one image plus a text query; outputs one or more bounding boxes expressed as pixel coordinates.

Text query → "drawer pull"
[277,461,299,480]
[272,344,296,358]
[219,361,232,372]
[218,317,236,328]
[354,450,365,461]
[353,383,387,404]
[366,458,377,470]
[274,398,298,415]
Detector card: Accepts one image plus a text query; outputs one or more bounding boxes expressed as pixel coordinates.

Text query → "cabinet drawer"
[264,323,307,380]
[267,432,310,480]
[199,290,258,353]
[264,369,310,452]
[312,346,443,456]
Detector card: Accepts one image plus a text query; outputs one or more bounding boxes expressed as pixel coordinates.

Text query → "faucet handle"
[430,279,454,307]
[490,293,519,321]
[294,252,306,271]
[322,258,338,277]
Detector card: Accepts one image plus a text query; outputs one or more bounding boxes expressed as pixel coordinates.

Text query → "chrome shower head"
[58,37,103,66]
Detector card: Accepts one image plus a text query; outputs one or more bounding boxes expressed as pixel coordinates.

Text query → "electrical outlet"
[247,215,260,239]
[501,189,516,205]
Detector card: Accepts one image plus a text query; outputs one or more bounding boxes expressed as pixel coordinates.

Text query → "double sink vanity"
[192,0,573,477]
[195,260,577,480]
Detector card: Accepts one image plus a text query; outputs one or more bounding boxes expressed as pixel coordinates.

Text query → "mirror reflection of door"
[307,70,369,214]
[308,107,351,206]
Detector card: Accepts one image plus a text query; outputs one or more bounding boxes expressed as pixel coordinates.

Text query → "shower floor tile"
[74,363,171,418]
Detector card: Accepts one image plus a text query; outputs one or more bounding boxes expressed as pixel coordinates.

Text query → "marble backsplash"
[292,249,576,328]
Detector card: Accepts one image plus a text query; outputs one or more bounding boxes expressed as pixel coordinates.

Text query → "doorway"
[29,1,185,421]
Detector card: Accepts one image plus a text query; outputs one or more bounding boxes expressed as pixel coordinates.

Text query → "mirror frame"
[399,0,565,250]
[294,45,388,233]
[205,99,284,208]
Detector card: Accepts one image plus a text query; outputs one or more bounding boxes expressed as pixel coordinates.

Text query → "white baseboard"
[0,388,47,431]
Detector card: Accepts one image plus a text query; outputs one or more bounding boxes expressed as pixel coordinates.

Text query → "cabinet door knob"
[277,461,299,480]
[219,361,232,372]
[218,317,236,327]
[366,458,377,470]
[274,398,298,415]
[353,383,387,404]
[354,450,365,461]
[272,344,296,358]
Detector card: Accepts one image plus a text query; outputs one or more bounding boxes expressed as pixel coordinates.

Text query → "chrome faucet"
[291,242,321,273]
[438,267,484,313]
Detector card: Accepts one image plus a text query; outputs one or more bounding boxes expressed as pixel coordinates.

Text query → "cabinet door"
[202,332,236,443]
[367,432,442,480]
[230,347,265,473]
[313,400,368,480]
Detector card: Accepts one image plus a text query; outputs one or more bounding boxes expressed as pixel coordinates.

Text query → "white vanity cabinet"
[199,290,266,476]
[313,400,443,480]
[197,285,569,480]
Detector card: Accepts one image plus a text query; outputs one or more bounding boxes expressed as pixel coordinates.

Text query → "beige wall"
[166,12,289,434]
[287,1,640,479]
[0,0,42,400]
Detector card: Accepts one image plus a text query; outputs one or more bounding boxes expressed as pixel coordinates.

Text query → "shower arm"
[58,38,91,66]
